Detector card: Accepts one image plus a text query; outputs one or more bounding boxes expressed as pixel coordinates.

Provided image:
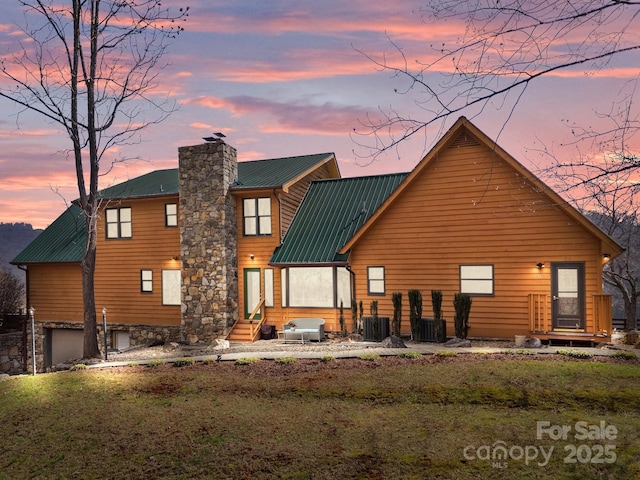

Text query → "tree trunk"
[624,293,638,332]
[81,215,100,359]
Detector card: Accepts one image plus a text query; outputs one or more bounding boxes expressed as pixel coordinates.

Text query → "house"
[13,117,621,369]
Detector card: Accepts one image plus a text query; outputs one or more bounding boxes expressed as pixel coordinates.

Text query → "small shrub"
[235,357,260,365]
[202,358,216,365]
[172,358,195,367]
[611,350,637,360]
[69,363,87,371]
[321,355,335,362]
[556,349,593,359]
[436,350,457,357]
[147,359,166,368]
[453,293,472,339]
[274,356,296,365]
[126,362,138,367]
[398,351,421,359]
[515,349,536,355]
[358,353,381,361]
[408,289,423,342]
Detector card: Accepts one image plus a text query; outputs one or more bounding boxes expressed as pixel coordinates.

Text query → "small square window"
[141,270,153,293]
[367,266,385,295]
[165,203,178,227]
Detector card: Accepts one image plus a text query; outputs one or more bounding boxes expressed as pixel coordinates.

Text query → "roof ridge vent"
[449,131,479,149]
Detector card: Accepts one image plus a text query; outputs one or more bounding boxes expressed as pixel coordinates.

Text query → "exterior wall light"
[603,253,611,261]
[250,254,255,260]
[536,262,545,269]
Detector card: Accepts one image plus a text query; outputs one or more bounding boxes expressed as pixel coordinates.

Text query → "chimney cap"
[203,132,226,143]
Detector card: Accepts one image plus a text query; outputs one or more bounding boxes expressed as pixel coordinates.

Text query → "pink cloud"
[186,94,390,136]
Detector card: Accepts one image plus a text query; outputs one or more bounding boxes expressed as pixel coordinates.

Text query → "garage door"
[51,329,84,365]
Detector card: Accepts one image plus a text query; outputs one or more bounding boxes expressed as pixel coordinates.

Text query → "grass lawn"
[1,354,639,479]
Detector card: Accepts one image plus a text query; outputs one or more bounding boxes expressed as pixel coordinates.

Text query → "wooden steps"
[226,321,259,343]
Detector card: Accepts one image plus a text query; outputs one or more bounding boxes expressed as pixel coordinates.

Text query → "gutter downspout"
[17,264,28,372]
[275,190,283,244]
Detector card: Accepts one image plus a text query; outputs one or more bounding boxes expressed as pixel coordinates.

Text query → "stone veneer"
[25,320,181,372]
[0,332,25,375]
[179,141,239,344]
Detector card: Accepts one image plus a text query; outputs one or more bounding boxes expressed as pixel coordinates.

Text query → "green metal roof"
[270,173,408,265]
[233,153,335,189]
[12,152,336,264]
[95,153,336,199]
[11,204,86,264]
[98,169,179,199]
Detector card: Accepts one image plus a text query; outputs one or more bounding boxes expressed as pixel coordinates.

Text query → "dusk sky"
[1,1,639,229]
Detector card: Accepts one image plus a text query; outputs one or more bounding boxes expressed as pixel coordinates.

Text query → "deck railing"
[528,294,550,334]
[529,293,613,337]
[592,294,612,336]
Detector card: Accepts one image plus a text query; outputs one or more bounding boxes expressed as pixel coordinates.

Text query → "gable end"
[449,130,480,149]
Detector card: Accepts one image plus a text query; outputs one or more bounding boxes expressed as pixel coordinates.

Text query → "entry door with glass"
[551,263,585,330]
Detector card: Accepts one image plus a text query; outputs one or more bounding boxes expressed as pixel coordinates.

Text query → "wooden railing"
[529,293,613,337]
[528,294,550,334]
[593,294,612,336]
[247,298,266,341]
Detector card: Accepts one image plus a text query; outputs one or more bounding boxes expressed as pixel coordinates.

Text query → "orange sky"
[0,0,639,229]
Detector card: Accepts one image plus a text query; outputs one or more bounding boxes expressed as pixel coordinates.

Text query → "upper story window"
[165,203,178,227]
[105,207,132,239]
[243,198,271,236]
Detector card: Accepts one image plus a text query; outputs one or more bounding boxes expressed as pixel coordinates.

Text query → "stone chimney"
[178,140,238,344]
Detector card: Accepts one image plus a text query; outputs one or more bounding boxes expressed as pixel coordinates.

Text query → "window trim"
[165,203,178,228]
[459,264,494,296]
[242,197,272,236]
[105,206,132,239]
[141,269,153,293]
[367,266,386,296]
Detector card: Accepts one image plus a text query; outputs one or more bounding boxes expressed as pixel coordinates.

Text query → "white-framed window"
[264,268,274,308]
[243,197,271,235]
[105,207,132,239]
[367,266,385,295]
[281,268,287,307]
[141,270,153,293]
[165,203,178,227]
[289,267,334,307]
[162,269,181,305]
[460,265,494,296]
[280,266,352,308]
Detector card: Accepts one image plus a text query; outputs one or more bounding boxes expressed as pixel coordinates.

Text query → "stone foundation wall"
[0,332,25,375]
[27,321,181,372]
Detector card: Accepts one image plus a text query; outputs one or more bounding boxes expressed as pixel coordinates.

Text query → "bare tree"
[0,1,188,358]
[0,268,25,316]
[538,95,640,330]
[354,0,640,157]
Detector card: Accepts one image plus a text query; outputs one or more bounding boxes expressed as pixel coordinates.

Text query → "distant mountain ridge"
[0,223,42,277]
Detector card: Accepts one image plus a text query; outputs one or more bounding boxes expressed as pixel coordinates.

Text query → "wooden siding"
[94,196,181,326]
[236,164,337,330]
[348,139,605,339]
[27,263,84,322]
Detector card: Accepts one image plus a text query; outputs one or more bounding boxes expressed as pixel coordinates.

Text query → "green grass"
[1,356,639,479]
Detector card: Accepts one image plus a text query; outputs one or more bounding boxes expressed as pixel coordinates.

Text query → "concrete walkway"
[87,341,628,370]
